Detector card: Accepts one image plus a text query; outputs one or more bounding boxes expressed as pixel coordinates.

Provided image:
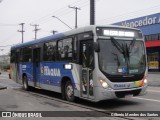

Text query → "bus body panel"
[11,61,81,97]
[10,25,148,102]
[21,63,33,82]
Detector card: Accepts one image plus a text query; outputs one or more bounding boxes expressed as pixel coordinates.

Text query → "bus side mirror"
[94,42,100,52]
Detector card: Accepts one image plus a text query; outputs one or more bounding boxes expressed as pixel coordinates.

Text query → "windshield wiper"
[111,37,131,74]
[129,37,136,52]
[111,37,136,58]
[111,37,123,54]
[112,53,120,67]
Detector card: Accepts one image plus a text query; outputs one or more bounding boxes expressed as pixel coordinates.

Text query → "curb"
[0,86,7,90]
[0,83,7,90]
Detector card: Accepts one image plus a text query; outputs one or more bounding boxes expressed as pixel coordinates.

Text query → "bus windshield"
[98,38,146,75]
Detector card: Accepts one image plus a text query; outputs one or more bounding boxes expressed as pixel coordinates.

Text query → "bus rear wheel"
[65,81,75,102]
[23,76,29,91]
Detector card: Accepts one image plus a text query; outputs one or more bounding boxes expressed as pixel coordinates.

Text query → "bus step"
[34,86,41,89]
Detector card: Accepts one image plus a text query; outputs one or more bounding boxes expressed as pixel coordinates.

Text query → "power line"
[0,23,18,26]
[0,32,17,44]
[30,0,90,31]
[39,2,90,32]
[57,1,89,18]
[96,3,160,24]
[0,44,14,47]
[40,1,91,27]
[31,0,86,24]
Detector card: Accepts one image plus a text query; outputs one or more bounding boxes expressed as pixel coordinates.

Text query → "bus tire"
[23,75,29,91]
[65,80,75,102]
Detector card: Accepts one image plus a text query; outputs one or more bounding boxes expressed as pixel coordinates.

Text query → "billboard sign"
[113,13,160,35]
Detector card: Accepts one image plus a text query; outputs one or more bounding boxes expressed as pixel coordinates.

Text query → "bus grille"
[115,89,141,98]
[107,74,144,82]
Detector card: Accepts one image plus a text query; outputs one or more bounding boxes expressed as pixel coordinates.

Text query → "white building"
[0,55,10,71]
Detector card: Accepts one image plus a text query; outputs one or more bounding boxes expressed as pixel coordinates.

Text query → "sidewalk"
[147,73,160,87]
[0,72,22,89]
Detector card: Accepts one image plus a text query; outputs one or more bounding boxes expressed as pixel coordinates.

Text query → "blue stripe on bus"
[19,62,75,88]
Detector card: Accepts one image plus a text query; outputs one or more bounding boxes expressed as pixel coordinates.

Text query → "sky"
[0,0,160,55]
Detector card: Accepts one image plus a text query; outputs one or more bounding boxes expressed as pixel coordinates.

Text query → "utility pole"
[90,0,95,25]
[51,30,57,35]
[30,24,40,40]
[69,6,80,29]
[18,23,25,43]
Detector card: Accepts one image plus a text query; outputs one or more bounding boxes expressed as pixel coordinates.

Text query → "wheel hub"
[67,85,73,98]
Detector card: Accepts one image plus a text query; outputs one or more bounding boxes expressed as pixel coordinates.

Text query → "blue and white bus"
[10,25,148,102]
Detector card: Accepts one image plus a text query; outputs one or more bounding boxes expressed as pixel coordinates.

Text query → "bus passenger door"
[33,48,41,87]
[80,40,94,99]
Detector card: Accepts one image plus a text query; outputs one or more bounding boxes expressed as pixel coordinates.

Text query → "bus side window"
[16,50,20,63]
[43,41,56,61]
[57,38,73,61]
[21,47,32,62]
[11,50,16,63]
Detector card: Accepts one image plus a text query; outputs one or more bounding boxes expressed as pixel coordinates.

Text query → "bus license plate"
[125,94,133,98]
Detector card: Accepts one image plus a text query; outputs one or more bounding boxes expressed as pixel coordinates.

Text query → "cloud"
[0,0,3,3]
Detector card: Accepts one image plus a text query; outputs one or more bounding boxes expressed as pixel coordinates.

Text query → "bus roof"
[11,33,65,49]
[11,25,141,49]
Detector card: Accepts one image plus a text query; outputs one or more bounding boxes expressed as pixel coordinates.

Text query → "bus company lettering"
[41,66,61,77]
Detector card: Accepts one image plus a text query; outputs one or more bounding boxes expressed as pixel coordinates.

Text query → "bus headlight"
[144,78,147,84]
[99,80,109,89]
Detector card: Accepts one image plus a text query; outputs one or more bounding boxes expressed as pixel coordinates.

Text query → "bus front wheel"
[65,81,75,102]
[23,76,29,91]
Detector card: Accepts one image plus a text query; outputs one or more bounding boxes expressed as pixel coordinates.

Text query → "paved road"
[0,73,125,120]
[0,72,160,120]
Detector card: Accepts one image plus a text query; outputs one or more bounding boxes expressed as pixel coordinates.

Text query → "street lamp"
[52,16,72,30]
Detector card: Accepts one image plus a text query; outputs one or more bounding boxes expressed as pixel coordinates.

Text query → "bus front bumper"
[95,85,147,102]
